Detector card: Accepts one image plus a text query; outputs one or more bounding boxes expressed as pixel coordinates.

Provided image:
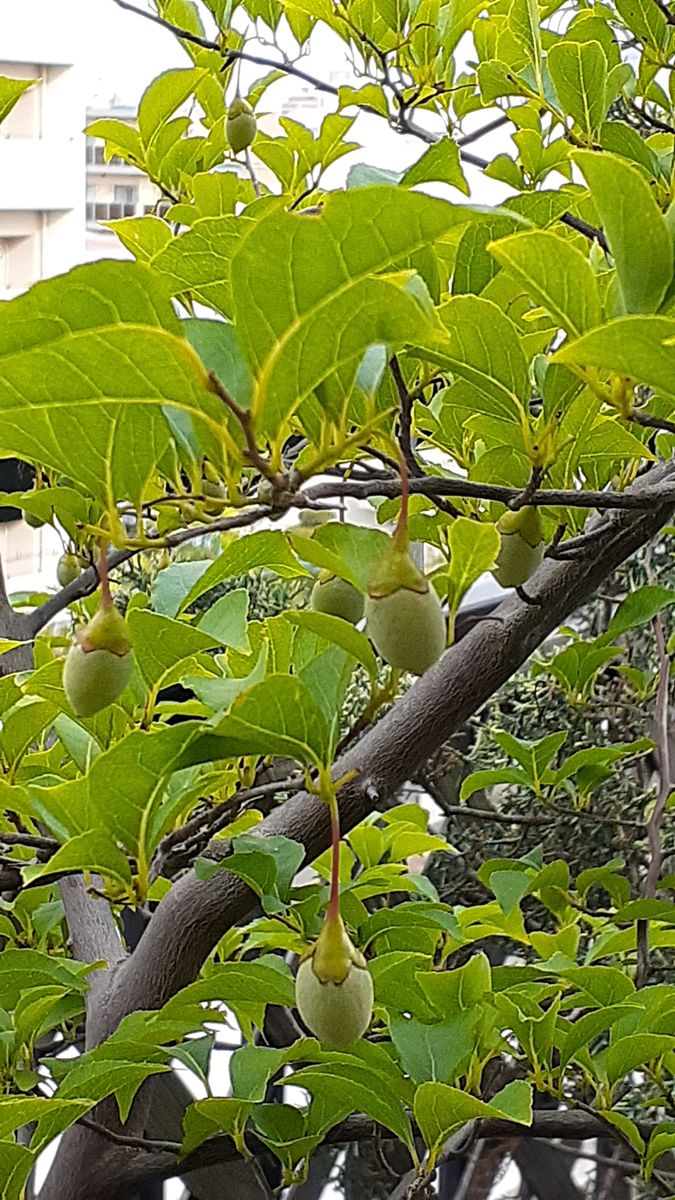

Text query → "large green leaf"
[431,296,529,421]
[555,315,675,398]
[0,262,228,510]
[208,674,332,767]
[180,530,309,611]
[127,609,220,690]
[572,151,673,314]
[230,188,486,437]
[414,1080,532,1166]
[548,40,608,138]
[489,229,602,338]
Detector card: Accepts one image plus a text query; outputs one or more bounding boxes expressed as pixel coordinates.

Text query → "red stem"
[393,454,410,551]
[99,540,112,608]
[327,792,341,923]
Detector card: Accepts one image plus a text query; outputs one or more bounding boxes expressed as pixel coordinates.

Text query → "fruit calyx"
[309,912,367,985]
[76,603,132,657]
[497,504,542,547]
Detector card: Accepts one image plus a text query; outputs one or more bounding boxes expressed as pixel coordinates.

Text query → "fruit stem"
[320,766,342,924]
[392,453,410,553]
[99,540,112,610]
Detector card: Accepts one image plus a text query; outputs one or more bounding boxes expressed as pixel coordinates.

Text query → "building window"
[114,184,138,205]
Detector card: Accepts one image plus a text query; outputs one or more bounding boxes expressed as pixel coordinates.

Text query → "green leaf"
[184,318,253,410]
[0,1141,32,1200]
[489,229,602,338]
[138,67,206,147]
[208,674,332,767]
[597,585,675,645]
[390,1013,477,1084]
[182,1097,252,1156]
[603,1033,675,1086]
[0,262,226,511]
[460,766,532,801]
[106,216,172,262]
[432,296,529,422]
[572,151,673,314]
[128,609,220,690]
[414,1080,532,1165]
[197,832,304,913]
[22,830,133,890]
[446,517,500,622]
[285,1061,414,1151]
[230,188,484,438]
[556,315,675,399]
[0,1096,92,1154]
[181,531,308,611]
[288,610,376,679]
[548,40,608,138]
[401,139,469,195]
[198,589,250,651]
[0,76,36,124]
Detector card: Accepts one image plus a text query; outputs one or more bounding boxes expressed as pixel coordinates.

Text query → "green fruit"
[23,509,45,529]
[226,98,256,154]
[294,916,373,1048]
[56,553,80,588]
[310,573,365,624]
[202,479,226,500]
[295,957,374,1048]
[63,604,133,717]
[492,505,544,588]
[365,543,445,675]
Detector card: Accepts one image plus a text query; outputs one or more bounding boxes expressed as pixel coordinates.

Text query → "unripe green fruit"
[63,604,133,717]
[310,573,364,624]
[492,505,544,588]
[202,479,226,500]
[23,509,45,529]
[295,957,374,1048]
[226,98,256,154]
[57,553,80,588]
[365,542,445,675]
[365,586,446,675]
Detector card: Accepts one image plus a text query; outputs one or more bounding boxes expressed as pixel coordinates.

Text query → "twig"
[111,0,341,95]
[300,476,675,512]
[457,114,510,147]
[79,1115,179,1155]
[560,212,609,254]
[548,1141,638,1175]
[207,372,274,479]
[0,830,59,851]
[630,411,675,438]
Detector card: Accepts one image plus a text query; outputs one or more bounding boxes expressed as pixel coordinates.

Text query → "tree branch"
[98,1109,658,1188]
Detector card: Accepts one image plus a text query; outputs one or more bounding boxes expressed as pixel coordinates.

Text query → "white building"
[0,1,86,590]
[0,0,86,299]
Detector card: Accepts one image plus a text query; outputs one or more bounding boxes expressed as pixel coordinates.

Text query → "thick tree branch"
[59,877,126,1028]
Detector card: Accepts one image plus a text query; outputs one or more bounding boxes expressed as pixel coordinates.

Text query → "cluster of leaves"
[1,0,675,1193]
